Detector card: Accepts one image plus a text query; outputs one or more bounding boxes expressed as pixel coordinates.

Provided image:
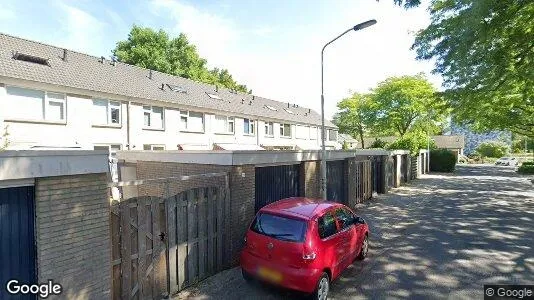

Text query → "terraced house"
[0,33,340,151]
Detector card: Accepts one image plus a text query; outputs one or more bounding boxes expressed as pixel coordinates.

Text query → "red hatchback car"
[240,197,369,299]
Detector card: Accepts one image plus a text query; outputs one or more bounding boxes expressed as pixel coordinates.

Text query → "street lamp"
[320,19,377,199]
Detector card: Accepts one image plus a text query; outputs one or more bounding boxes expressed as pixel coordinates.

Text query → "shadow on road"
[176,165,534,300]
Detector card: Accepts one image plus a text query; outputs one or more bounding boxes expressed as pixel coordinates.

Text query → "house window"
[143,106,164,129]
[5,86,66,122]
[328,129,338,141]
[244,118,255,135]
[280,124,292,138]
[180,111,204,132]
[310,126,318,140]
[264,122,274,137]
[93,144,122,151]
[214,115,235,134]
[143,144,165,150]
[93,99,120,125]
[296,125,309,139]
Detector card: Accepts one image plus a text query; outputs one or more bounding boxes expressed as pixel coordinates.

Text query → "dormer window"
[284,108,295,115]
[12,52,49,66]
[206,92,222,100]
[264,105,278,111]
[167,84,187,93]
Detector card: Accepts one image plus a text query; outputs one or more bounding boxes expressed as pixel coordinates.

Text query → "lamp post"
[320,19,377,199]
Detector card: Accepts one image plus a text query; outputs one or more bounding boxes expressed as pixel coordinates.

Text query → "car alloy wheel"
[358,235,369,260]
[316,274,329,300]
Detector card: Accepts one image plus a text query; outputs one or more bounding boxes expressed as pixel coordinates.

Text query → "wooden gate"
[111,177,229,299]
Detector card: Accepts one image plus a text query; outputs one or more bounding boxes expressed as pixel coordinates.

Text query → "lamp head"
[353,19,377,31]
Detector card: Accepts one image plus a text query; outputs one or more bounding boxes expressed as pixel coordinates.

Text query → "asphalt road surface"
[175,165,534,299]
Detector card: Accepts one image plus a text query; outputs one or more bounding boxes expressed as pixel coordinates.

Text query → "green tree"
[113,25,249,93]
[371,74,446,136]
[333,93,375,148]
[387,130,436,155]
[411,1,534,138]
[476,141,510,158]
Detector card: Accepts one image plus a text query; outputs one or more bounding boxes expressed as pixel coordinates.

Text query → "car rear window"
[250,213,306,242]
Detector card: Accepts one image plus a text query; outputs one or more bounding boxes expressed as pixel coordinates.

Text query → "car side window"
[318,211,337,239]
[334,208,354,230]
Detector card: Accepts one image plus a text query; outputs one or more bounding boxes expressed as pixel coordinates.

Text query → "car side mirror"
[353,216,365,225]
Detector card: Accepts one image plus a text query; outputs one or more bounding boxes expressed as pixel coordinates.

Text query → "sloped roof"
[338,133,358,143]
[0,33,335,127]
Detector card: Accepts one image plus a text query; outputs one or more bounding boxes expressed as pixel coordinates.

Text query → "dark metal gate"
[327,160,346,204]
[0,186,37,300]
[255,164,301,212]
[371,157,383,194]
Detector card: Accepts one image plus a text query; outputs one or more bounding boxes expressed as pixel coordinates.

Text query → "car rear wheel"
[357,235,369,260]
[310,272,330,300]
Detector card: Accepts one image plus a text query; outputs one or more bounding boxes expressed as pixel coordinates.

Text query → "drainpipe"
[126,101,131,150]
[256,120,260,147]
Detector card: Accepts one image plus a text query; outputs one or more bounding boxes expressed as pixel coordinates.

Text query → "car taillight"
[302,252,316,261]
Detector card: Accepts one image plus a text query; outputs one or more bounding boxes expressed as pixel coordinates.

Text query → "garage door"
[255,164,301,212]
[0,185,36,300]
[327,160,346,203]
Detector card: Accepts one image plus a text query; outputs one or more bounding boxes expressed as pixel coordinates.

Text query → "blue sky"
[0,0,440,118]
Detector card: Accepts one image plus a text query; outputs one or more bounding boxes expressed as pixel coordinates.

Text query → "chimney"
[110,57,116,66]
[62,49,68,62]
[215,85,218,92]
[249,100,252,105]
[308,108,311,113]
[99,56,105,63]
[293,103,296,108]
[241,99,245,104]
[287,103,290,108]
[161,83,165,90]
[252,95,255,100]
[148,70,153,80]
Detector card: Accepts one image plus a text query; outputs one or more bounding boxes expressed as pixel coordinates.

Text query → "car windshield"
[250,213,306,242]
[500,157,510,160]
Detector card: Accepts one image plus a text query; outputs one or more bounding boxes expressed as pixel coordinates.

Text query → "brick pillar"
[345,158,357,208]
[228,165,255,265]
[301,161,320,199]
[35,173,111,300]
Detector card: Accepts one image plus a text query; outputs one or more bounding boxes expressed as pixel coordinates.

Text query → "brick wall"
[35,173,110,300]
[301,160,320,198]
[228,165,255,264]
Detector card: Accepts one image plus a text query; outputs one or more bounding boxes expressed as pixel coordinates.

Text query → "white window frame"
[243,118,255,135]
[328,129,338,141]
[143,106,165,130]
[143,144,166,151]
[214,115,235,134]
[93,98,121,126]
[93,144,122,151]
[280,123,292,138]
[296,124,309,140]
[310,126,318,140]
[180,110,205,133]
[5,85,67,123]
[264,121,274,137]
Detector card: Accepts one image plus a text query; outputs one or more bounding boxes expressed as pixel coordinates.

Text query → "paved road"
[175,165,534,299]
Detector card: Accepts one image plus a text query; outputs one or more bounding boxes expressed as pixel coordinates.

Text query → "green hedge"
[430,149,456,172]
[518,164,534,174]
[522,161,534,166]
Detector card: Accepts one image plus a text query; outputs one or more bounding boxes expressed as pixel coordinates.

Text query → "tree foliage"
[412,1,534,138]
[370,139,388,149]
[333,93,375,148]
[387,130,436,155]
[370,74,446,136]
[475,141,510,158]
[430,149,457,172]
[113,25,249,93]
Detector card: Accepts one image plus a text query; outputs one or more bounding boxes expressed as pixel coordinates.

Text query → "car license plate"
[257,266,282,283]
